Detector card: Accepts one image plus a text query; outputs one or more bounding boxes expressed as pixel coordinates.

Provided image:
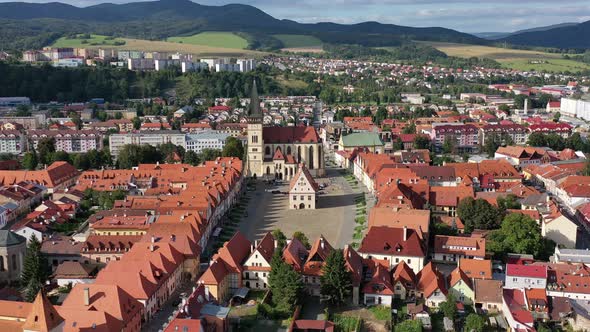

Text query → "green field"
[167,32,248,49]
[499,58,590,72]
[421,41,590,73]
[51,34,126,48]
[273,34,323,48]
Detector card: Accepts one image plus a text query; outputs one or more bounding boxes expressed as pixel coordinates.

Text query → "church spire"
[248,79,262,118]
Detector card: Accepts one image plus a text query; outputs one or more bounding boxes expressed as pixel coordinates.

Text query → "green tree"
[200,148,222,162]
[68,111,82,129]
[222,137,244,159]
[484,134,502,158]
[292,231,310,249]
[393,137,403,151]
[553,111,561,122]
[37,137,56,165]
[487,213,555,260]
[373,106,388,125]
[464,313,485,332]
[132,117,141,130]
[497,194,521,211]
[457,197,501,233]
[51,150,70,163]
[267,251,303,312]
[527,132,547,147]
[183,150,201,166]
[402,123,416,134]
[72,153,90,170]
[439,293,457,319]
[272,229,287,251]
[394,319,422,332]
[20,235,47,302]
[22,151,38,170]
[442,136,455,154]
[413,135,431,150]
[320,249,352,306]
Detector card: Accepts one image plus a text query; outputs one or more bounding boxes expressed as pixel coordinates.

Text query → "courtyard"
[238,162,363,248]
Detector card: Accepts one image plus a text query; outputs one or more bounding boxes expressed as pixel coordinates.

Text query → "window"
[407,259,411,264]
[308,195,312,200]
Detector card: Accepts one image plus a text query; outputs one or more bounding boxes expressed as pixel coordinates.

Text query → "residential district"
[2,53,590,332]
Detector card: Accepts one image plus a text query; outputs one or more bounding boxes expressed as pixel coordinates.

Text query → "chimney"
[150,244,155,252]
[403,226,408,242]
[250,244,255,253]
[151,236,156,243]
[274,240,279,248]
[83,287,90,306]
[204,286,210,301]
[320,237,325,249]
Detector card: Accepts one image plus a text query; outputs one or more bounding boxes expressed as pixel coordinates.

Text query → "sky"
[3,0,590,33]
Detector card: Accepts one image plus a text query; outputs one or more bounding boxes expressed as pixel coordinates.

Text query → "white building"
[181,61,209,73]
[185,132,230,154]
[289,163,319,210]
[504,264,547,289]
[109,131,186,157]
[0,131,25,154]
[29,130,102,153]
[561,98,590,120]
[53,58,84,68]
[237,59,256,72]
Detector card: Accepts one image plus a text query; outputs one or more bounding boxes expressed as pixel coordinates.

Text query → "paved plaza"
[239,165,362,248]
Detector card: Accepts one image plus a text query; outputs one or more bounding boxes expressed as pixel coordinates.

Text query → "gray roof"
[520,193,548,206]
[200,304,230,318]
[0,230,25,247]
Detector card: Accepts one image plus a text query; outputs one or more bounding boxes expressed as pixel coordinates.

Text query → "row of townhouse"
[428,122,572,153]
[23,158,245,332]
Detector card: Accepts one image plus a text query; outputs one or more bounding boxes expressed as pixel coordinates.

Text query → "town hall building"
[289,163,320,209]
[246,80,325,180]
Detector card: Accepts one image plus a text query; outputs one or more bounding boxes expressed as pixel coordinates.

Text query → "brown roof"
[22,291,63,332]
[474,279,503,303]
[416,262,447,298]
[304,235,333,276]
[434,235,486,258]
[359,226,425,257]
[289,163,319,192]
[459,259,492,280]
[368,208,429,239]
[54,261,95,279]
[283,238,308,272]
[263,126,319,144]
[392,260,417,289]
[449,267,472,289]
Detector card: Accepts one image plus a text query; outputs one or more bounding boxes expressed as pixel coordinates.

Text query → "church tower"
[246,79,264,178]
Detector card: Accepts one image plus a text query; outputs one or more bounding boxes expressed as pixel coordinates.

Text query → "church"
[246,80,325,180]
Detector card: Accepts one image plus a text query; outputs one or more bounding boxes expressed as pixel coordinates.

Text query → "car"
[271,190,281,194]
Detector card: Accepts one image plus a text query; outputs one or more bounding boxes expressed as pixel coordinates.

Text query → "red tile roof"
[359,226,425,257]
[507,264,547,278]
[263,126,320,143]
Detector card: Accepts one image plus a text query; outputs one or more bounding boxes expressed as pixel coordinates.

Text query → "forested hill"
[0,0,485,50]
[501,20,590,49]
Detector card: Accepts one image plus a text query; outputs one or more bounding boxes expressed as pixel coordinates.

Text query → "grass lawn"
[333,314,360,332]
[274,34,323,48]
[51,34,125,48]
[368,305,392,321]
[167,32,248,49]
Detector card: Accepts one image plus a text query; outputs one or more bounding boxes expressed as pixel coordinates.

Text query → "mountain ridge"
[0,0,485,49]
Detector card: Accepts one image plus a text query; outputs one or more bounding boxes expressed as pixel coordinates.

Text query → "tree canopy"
[487,213,555,260]
[20,235,47,302]
[457,197,501,233]
[267,250,304,313]
[320,249,352,306]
